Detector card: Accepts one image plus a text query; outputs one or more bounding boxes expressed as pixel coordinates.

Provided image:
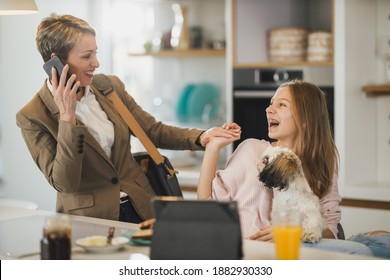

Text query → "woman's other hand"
[249,226,273,242]
[199,122,241,147]
[51,64,80,124]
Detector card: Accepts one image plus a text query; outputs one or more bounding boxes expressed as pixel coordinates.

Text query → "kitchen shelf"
[233,60,334,69]
[129,49,225,58]
[232,0,334,68]
[362,84,390,96]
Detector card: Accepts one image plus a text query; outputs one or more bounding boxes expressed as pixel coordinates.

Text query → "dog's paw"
[302,230,322,243]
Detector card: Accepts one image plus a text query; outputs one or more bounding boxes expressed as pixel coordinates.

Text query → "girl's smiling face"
[63,33,100,87]
[266,86,298,149]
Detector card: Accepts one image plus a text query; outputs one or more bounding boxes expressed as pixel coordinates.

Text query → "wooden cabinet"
[232,0,333,68]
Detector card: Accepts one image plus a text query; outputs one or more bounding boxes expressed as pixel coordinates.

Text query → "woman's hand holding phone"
[51,64,81,125]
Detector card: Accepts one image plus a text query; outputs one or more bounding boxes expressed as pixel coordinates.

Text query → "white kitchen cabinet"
[334,0,390,203]
[341,206,390,236]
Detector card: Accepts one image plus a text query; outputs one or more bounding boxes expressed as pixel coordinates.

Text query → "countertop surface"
[0,205,381,260]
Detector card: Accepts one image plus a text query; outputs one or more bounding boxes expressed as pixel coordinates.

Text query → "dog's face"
[258,147,302,191]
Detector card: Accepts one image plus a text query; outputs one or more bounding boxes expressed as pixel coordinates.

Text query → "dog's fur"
[258,146,326,243]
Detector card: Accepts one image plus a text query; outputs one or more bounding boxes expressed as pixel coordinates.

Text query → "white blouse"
[75,86,114,158]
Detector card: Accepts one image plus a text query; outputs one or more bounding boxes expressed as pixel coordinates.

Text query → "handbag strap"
[93,74,177,178]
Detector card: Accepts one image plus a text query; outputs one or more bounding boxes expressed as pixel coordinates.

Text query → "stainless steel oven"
[232,68,334,150]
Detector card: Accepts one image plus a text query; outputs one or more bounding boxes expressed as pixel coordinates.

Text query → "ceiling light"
[0,0,38,15]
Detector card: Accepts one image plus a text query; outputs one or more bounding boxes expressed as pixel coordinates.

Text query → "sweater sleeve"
[320,172,342,238]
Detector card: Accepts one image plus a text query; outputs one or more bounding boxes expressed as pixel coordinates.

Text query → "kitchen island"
[0,205,380,260]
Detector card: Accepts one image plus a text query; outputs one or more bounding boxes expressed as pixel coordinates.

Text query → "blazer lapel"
[39,81,117,170]
[92,85,121,127]
[39,83,59,117]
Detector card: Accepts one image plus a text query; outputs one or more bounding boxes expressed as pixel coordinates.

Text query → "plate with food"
[123,229,153,246]
[75,235,129,253]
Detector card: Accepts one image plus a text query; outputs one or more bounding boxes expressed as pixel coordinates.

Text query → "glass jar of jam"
[40,215,72,260]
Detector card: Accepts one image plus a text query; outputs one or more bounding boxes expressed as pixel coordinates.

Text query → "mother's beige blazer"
[16,75,203,221]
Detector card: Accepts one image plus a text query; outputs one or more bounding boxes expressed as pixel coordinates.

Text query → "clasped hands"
[199,122,242,148]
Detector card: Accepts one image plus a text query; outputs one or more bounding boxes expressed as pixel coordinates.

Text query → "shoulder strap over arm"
[92,74,114,96]
[93,75,176,178]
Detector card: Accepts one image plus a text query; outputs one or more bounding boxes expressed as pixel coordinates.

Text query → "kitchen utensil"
[107,227,115,244]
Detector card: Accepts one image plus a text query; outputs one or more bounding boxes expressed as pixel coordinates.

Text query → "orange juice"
[272,225,302,260]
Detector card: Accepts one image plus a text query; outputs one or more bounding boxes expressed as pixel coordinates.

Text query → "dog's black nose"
[262,156,269,165]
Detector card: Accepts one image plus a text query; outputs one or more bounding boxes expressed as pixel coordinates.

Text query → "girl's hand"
[51,64,80,124]
[249,226,274,242]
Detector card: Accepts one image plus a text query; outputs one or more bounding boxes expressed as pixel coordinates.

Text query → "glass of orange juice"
[272,210,302,260]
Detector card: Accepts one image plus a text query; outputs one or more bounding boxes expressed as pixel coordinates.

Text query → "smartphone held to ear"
[43,56,80,93]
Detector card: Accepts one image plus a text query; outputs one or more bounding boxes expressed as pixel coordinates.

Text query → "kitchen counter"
[0,205,380,260]
[176,167,200,188]
[172,152,228,190]
[169,154,202,189]
[176,165,200,199]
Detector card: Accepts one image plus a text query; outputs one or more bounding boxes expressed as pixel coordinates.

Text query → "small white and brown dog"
[258,146,326,243]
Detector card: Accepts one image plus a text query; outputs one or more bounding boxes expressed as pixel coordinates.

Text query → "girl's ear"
[50,53,57,59]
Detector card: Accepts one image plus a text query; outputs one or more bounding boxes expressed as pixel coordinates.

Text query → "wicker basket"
[307,31,332,62]
[268,27,308,62]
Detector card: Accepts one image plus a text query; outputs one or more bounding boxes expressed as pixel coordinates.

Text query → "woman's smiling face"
[63,33,100,87]
[266,86,298,148]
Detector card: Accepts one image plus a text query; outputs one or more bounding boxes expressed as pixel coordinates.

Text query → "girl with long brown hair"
[197,79,377,256]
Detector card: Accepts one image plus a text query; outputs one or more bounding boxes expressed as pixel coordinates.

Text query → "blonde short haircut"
[36,13,96,62]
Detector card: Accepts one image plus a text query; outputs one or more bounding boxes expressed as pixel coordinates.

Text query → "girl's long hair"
[279,80,339,198]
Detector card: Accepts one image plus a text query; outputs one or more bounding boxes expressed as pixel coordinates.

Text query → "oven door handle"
[233,90,275,98]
